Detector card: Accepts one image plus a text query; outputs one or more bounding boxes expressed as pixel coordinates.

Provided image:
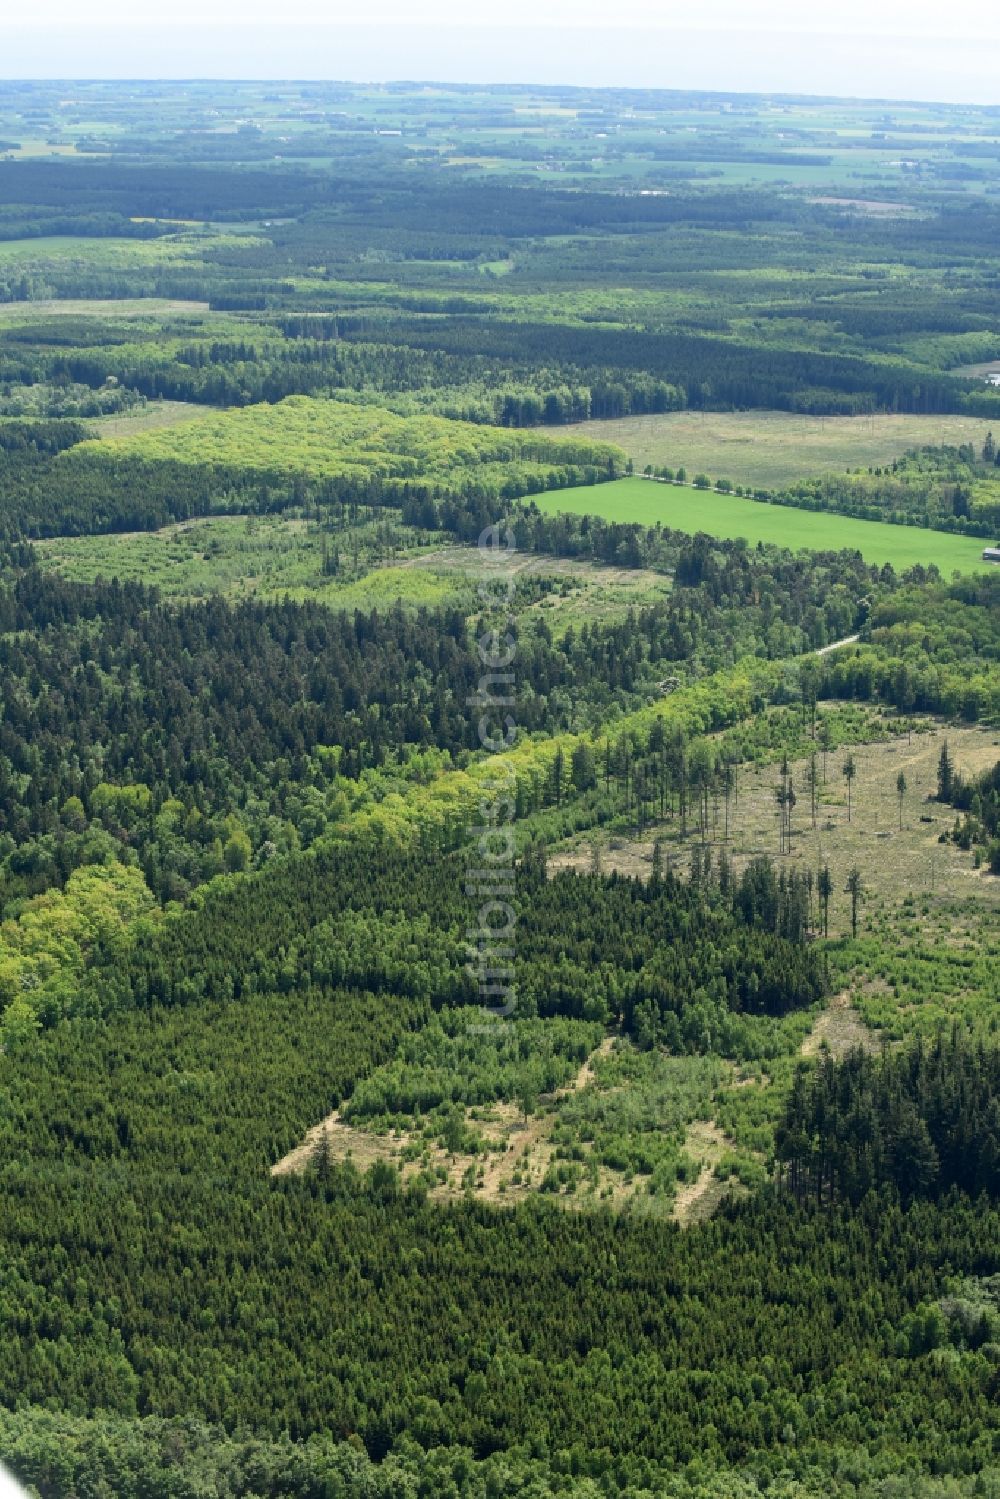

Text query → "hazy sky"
[2,0,999,102]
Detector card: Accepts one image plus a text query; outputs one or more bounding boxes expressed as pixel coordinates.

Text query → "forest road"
[814,633,860,656]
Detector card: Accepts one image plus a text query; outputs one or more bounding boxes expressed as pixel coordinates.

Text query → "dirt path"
[272,1033,618,1184]
[395,547,460,570]
[672,1120,728,1224]
[800,990,878,1059]
[271,1110,348,1177]
[475,1034,617,1199]
[815,633,859,656]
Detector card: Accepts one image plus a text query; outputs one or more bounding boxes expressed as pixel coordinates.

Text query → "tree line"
[777,1032,1000,1205]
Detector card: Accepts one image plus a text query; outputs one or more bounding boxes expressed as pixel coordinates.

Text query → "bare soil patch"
[800,990,879,1059]
[271,1035,617,1196]
[272,1035,739,1222]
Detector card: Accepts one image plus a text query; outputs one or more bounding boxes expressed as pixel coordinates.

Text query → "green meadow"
[538,410,1000,490]
[536,478,995,573]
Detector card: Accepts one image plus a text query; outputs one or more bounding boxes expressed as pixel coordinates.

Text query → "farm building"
[983,546,1000,563]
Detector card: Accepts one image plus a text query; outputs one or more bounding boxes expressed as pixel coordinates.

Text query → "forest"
[0,77,999,1499]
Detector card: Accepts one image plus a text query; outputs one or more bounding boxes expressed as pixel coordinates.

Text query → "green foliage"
[34,509,454,603]
[823,574,1000,723]
[342,1012,602,1138]
[772,443,1000,539]
[2,963,1000,1478]
[0,862,153,1035]
[829,901,1000,1040]
[549,1046,725,1193]
[939,756,1000,869]
[777,1032,1000,1204]
[83,392,626,493]
[4,78,1000,1499]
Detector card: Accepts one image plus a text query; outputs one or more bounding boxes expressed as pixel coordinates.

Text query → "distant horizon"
[1,23,999,107]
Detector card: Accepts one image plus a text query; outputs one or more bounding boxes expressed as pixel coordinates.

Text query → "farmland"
[535,476,996,571]
[538,409,1000,490]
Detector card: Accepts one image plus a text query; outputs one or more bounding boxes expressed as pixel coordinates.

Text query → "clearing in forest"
[535,477,993,573]
[533,410,1000,490]
[800,991,879,1060]
[89,400,207,437]
[0,296,209,318]
[549,720,1000,921]
[272,1033,745,1223]
[35,519,670,628]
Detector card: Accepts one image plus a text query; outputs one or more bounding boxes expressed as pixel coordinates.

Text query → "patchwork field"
[536,477,995,572]
[535,411,1000,489]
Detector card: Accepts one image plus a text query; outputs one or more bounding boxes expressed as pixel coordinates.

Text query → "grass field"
[0,297,208,320]
[534,411,1000,489]
[537,477,995,572]
[89,400,208,437]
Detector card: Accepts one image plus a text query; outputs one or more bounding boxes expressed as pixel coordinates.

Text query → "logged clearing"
[533,410,1000,490]
[549,721,1000,925]
[672,1121,732,1224]
[271,1035,614,1195]
[808,196,919,217]
[409,546,671,631]
[90,400,207,437]
[952,360,1000,380]
[272,1033,740,1222]
[36,521,670,629]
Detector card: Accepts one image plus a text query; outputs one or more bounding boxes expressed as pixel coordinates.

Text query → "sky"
[2,0,1000,103]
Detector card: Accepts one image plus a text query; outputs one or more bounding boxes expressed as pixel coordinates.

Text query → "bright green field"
[537,479,995,573]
